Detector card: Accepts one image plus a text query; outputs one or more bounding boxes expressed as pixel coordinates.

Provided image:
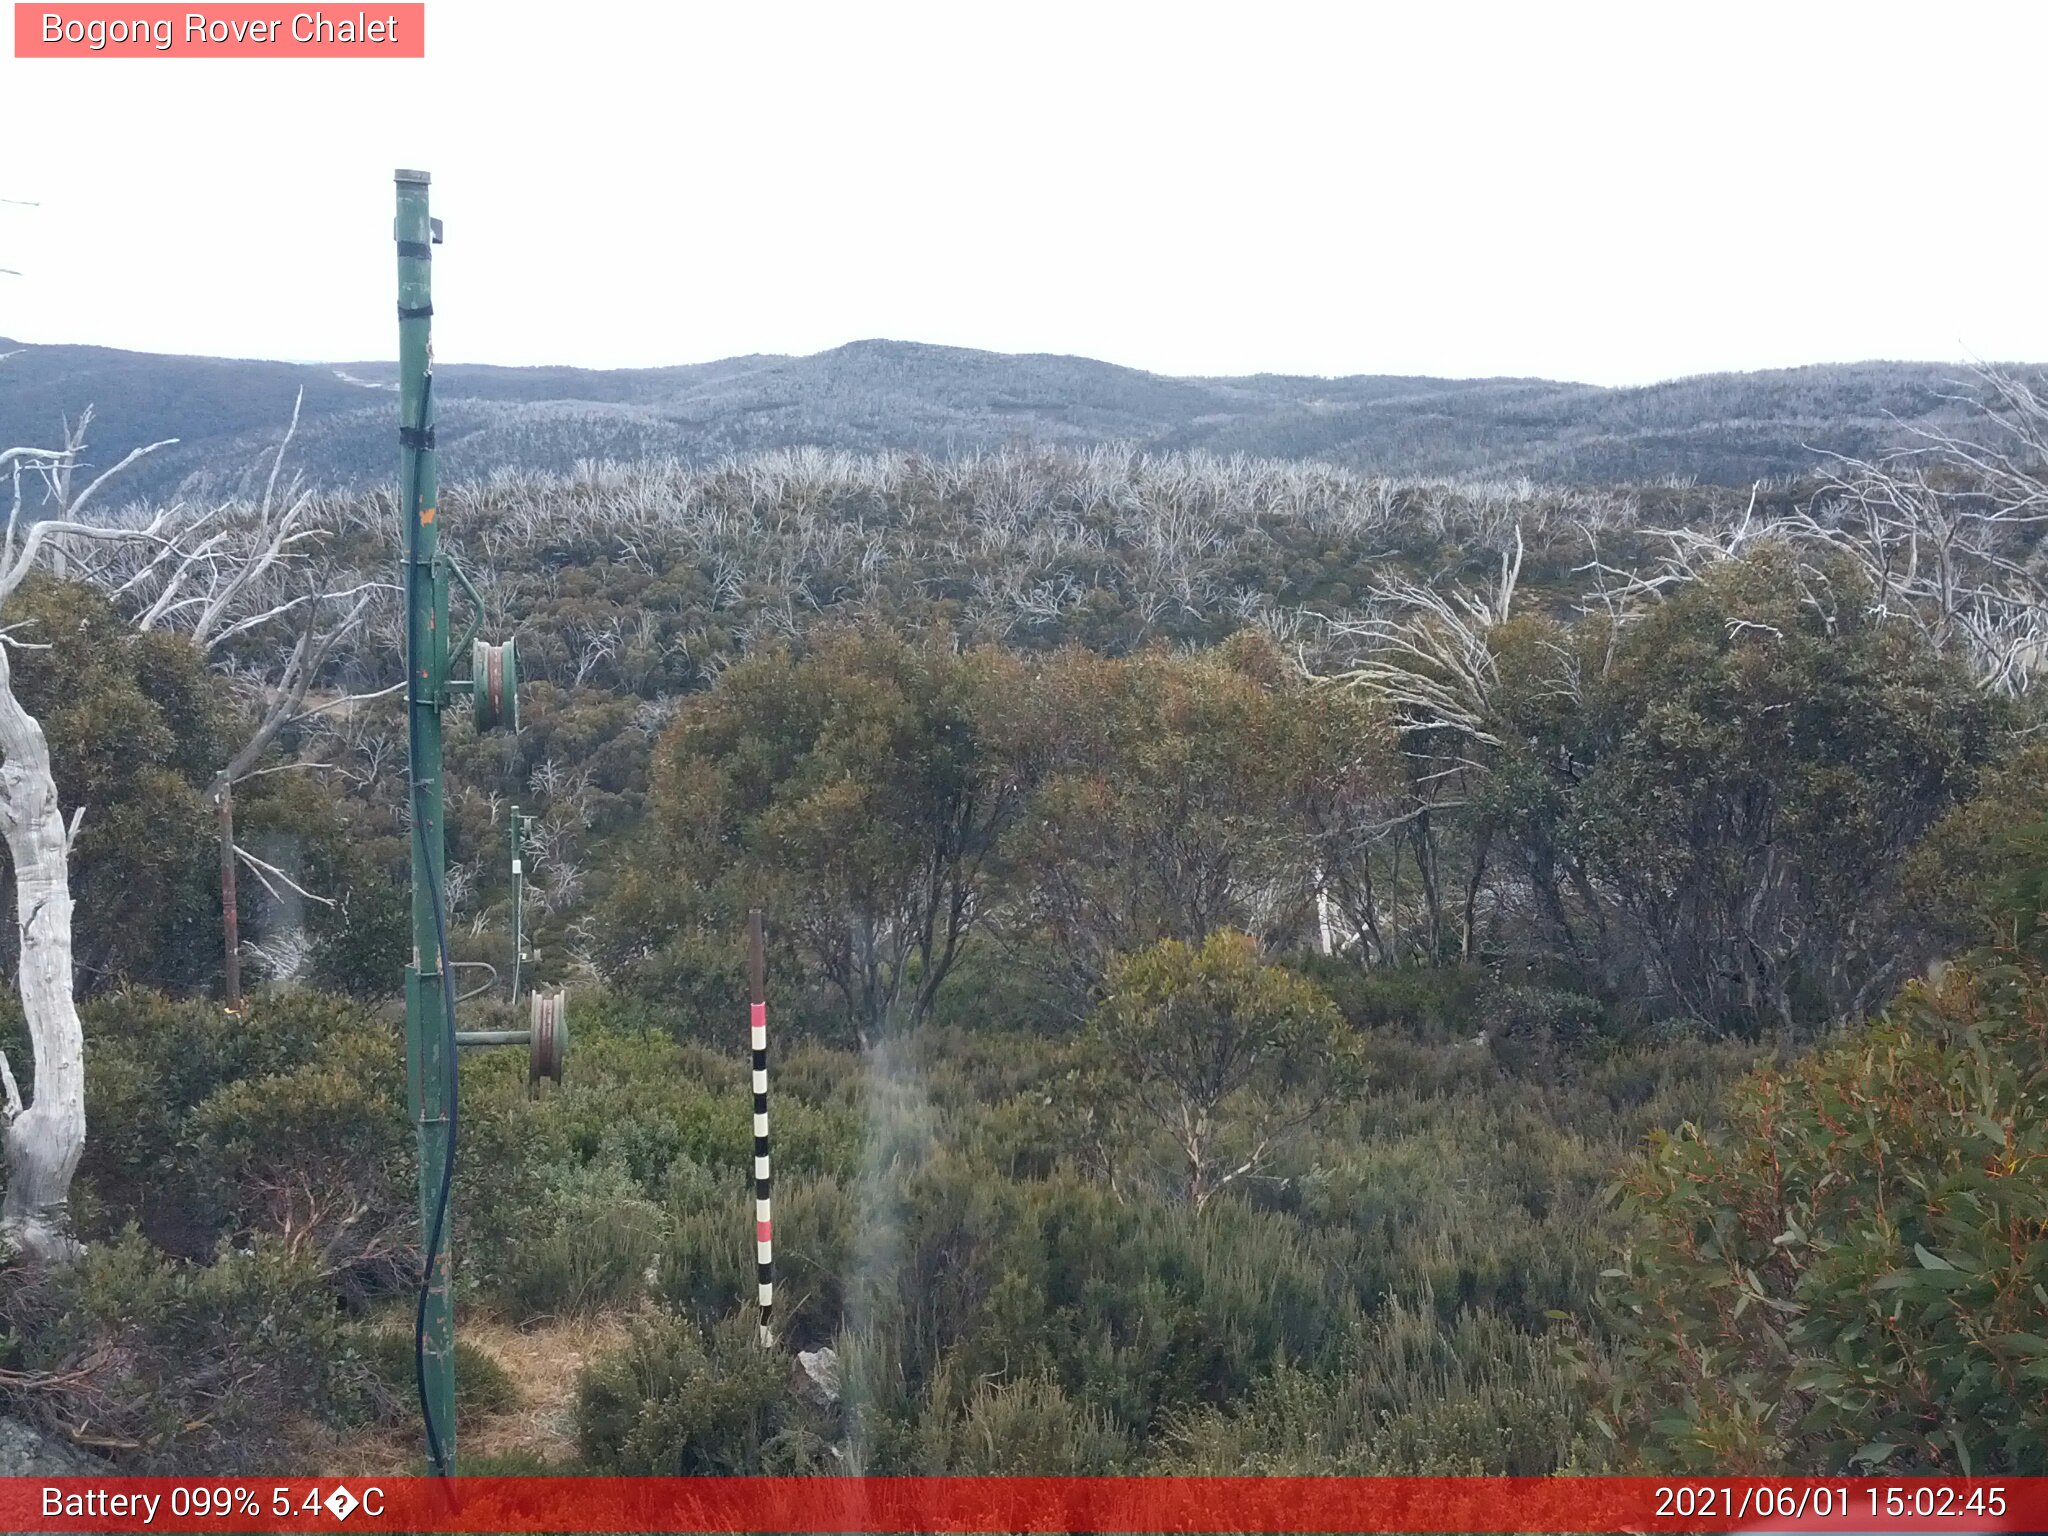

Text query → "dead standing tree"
[1582,370,2048,697]
[1794,369,2048,695]
[0,417,174,1258]
[1325,527,1523,964]
[94,398,394,1007]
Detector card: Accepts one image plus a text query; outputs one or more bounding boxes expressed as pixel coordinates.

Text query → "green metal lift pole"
[396,166,456,1476]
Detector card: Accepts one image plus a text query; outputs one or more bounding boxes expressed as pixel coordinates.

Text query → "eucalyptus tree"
[1561,549,2007,1038]
[1005,637,1318,1003]
[646,626,1031,1047]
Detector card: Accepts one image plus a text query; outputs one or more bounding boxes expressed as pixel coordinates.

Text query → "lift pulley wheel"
[529,988,567,1085]
[474,638,519,733]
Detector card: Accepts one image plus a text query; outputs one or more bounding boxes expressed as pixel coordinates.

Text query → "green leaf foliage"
[638,626,1031,1045]
[1592,948,2048,1473]
[1082,931,1366,1208]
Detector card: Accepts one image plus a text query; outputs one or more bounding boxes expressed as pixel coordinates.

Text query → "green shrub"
[961,1090,1067,1180]
[77,990,397,1258]
[927,940,1077,1037]
[452,1016,751,1318]
[0,1233,369,1471]
[1081,932,1365,1210]
[917,1374,1129,1472]
[1593,949,2048,1474]
[771,1039,868,1115]
[1287,958,1487,1039]
[1902,742,2048,955]
[576,1313,832,1473]
[191,1023,412,1301]
[345,1325,518,1419]
[1582,1037,1765,1138]
[525,1027,745,1184]
[660,1173,853,1346]
[1482,984,1609,1073]
[19,958,1772,1477]
[492,1162,666,1318]
[1166,1291,1603,1474]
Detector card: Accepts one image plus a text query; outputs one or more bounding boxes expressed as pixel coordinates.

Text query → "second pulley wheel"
[474,637,519,733]
[528,988,566,1085]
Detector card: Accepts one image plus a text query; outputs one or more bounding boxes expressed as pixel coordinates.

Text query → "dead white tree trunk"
[0,411,172,1258]
[0,638,83,1258]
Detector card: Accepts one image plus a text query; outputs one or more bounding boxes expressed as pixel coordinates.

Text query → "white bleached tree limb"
[0,403,172,1259]
[0,634,86,1259]
[234,844,335,907]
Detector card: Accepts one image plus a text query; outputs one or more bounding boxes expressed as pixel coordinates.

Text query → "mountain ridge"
[0,335,2029,502]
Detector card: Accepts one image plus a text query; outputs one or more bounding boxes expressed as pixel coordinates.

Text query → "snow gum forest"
[0,359,2044,1479]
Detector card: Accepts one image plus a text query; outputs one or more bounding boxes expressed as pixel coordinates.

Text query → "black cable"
[405,368,459,1478]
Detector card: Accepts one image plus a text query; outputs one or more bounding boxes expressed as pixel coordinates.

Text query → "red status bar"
[4,1476,2045,1533]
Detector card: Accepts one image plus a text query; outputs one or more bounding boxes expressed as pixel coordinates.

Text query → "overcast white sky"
[2,0,2041,386]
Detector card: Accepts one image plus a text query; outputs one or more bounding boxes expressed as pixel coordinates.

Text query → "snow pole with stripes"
[749,908,774,1347]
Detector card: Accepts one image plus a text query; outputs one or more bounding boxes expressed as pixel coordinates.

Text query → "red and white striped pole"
[748,908,773,1348]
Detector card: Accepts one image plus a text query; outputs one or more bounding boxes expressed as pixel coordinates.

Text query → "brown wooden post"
[219,785,240,1014]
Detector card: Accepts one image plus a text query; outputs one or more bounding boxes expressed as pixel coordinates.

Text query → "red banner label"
[0,1477,2042,1533]
[13,3,424,56]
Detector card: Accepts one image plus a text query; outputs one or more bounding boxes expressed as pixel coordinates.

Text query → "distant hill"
[0,335,2026,503]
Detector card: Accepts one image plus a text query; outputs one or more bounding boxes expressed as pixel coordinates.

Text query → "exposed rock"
[792,1345,840,1407]
[0,1415,100,1475]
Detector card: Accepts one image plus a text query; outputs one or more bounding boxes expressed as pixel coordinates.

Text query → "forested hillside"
[0,376,2043,1478]
[0,335,2024,503]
